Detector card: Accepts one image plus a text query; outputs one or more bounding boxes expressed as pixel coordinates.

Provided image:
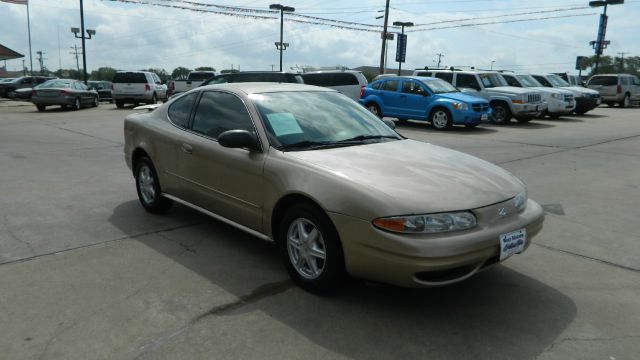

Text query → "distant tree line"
[582,55,640,77]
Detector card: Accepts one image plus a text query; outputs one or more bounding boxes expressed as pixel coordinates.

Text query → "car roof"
[373,76,437,81]
[198,82,334,94]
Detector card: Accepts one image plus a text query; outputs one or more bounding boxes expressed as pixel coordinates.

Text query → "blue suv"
[359,76,491,129]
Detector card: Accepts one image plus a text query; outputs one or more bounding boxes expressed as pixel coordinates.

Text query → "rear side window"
[192,92,255,139]
[434,72,453,83]
[202,75,230,85]
[301,73,359,87]
[414,71,430,77]
[332,73,359,86]
[168,92,198,128]
[113,72,148,83]
[456,74,481,90]
[382,80,399,91]
[301,73,329,87]
[371,81,382,90]
[589,76,617,86]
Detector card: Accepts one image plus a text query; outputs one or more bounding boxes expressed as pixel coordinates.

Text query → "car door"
[399,79,431,119]
[378,79,401,116]
[178,90,266,231]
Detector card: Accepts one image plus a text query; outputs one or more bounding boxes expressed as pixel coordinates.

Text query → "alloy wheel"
[287,218,327,280]
[137,164,156,205]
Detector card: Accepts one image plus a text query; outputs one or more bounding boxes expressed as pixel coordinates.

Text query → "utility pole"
[617,51,626,71]
[378,0,390,75]
[70,45,82,74]
[436,53,444,68]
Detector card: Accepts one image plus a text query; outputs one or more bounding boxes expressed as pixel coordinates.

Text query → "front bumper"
[451,107,492,125]
[547,98,575,115]
[329,199,544,288]
[512,103,547,119]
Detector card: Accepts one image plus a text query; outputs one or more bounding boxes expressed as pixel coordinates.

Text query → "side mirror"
[383,118,396,129]
[218,130,261,152]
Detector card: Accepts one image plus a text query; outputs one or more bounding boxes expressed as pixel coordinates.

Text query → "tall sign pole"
[26,0,33,74]
[378,0,390,75]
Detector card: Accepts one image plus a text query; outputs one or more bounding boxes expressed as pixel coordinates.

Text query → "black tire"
[36,105,46,112]
[430,107,452,130]
[134,157,173,214]
[516,117,532,123]
[465,123,479,128]
[6,88,16,99]
[396,118,408,125]
[149,93,157,105]
[115,100,124,108]
[92,96,99,107]
[620,93,631,108]
[133,101,140,107]
[606,102,615,107]
[365,102,381,118]
[575,109,588,115]
[278,202,345,293]
[73,97,81,111]
[490,102,512,125]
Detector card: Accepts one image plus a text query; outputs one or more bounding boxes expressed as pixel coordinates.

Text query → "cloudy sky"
[1,0,639,75]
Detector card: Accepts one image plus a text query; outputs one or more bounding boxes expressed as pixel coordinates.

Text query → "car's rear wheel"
[135,157,173,214]
[149,93,157,105]
[36,105,46,112]
[73,97,81,111]
[430,108,452,130]
[620,93,630,108]
[365,103,381,118]
[606,102,615,107]
[490,102,511,124]
[115,100,124,108]
[279,203,345,293]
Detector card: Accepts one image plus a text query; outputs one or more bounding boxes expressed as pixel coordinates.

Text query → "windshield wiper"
[336,134,399,142]
[278,140,352,151]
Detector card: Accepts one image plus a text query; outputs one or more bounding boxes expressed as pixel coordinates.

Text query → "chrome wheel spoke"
[287,218,326,280]
[309,245,326,260]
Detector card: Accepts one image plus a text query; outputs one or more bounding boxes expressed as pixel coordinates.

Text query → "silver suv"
[587,74,640,108]
[414,69,546,124]
[112,71,168,108]
[501,72,575,118]
[300,70,368,101]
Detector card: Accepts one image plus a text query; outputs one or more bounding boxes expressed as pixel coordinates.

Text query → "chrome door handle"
[181,143,193,154]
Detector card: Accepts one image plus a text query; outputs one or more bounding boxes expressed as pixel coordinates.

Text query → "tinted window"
[192,92,254,139]
[188,72,215,81]
[371,81,381,90]
[301,73,359,87]
[503,75,521,87]
[301,73,329,87]
[382,80,398,92]
[456,74,480,90]
[402,80,428,95]
[202,75,230,85]
[414,71,430,77]
[332,73,359,86]
[113,72,148,83]
[532,75,552,87]
[589,76,617,86]
[633,76,640,86]
[168,92,198,128]
[434,72,453,83]
[230,73,265,82]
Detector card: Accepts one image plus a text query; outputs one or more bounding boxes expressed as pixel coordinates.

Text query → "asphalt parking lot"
[0,100,639,360]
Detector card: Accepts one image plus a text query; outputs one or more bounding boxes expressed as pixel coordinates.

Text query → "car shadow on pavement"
[537,117,585,123]
[109,200,577,360]
[396,121,499,134]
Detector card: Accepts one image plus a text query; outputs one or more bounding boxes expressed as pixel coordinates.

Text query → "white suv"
[112,71,168,108]
[300,70,368,101]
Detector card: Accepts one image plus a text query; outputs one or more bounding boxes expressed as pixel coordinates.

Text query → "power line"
[407,13,596,32]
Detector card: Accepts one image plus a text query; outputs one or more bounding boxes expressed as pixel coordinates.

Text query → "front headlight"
[451,102,469,111]
[551,93,563,100]
[513,189,527,212]
[373,211,477,234]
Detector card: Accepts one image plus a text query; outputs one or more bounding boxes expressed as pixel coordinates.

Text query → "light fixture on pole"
[392,21,413,75]
[71,0,96,84]
[588,0,624,74]
[269,4,295,72]
[490,60,496,70]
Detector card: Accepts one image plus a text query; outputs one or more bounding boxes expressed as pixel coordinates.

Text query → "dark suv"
[200,72,303,86]
[0,76,55,98]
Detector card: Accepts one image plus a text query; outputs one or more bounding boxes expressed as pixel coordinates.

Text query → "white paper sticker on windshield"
[266,113,303,137]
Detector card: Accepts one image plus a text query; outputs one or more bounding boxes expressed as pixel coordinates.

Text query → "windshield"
[516,74,543,87]
[478,73,507,88]
[547,74,570,87]
[423,78,458,94]
[251,91,401,151]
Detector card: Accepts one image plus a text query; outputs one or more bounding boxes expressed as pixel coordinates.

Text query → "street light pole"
[393,21,413,75]
[71,0,96,84]
[270,4,295,72]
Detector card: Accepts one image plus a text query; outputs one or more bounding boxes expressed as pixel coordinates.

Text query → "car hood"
[489,86,534,95]
[529,86,570,95]
[436,92,487,103]
[287,139,523,214]
[562,86,599,95]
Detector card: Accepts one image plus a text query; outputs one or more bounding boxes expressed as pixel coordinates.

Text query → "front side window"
[402,80,425,95]
[478,73,507,88]
[547,74,570,87]
[382,80,399,92]
[516,75,543,87]
[168,92,198,128]
[532,75,552,87]
[456,74,481,90]
[191,92,255,139]
[434,72,454,83]
[503,75,521,87]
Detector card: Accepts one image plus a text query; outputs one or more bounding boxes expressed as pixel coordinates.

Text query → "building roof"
[0,44,23,61]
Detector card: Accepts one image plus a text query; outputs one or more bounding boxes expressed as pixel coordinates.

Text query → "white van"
[300,70,368,101]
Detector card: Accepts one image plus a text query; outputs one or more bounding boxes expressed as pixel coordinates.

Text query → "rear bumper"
[31,96,76,106]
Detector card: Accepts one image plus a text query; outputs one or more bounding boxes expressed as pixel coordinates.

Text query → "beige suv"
[587,74,640,108]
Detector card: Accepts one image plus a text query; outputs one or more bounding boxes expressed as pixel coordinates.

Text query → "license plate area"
[481,114,488,121]
[500,228,526,261]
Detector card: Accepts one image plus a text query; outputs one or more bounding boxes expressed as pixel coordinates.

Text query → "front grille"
[564,94,574,101]
[591,93,601,99]
[472,103,489,112]
[527,94,542,103]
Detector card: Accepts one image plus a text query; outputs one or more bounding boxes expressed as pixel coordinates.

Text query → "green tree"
[89,67,117,81]
[171,66,191,80]
[220,69,240,74]
[584,55,640,77]
[194,66,216,72]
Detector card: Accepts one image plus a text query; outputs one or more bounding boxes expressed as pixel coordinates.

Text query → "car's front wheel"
[36,105,46,112]
[491,102,511,124]
[92,96,99,107]
[365,103,381,118]
[135,157,173,214]
[430,108,452,130]
[620,93,631,108]
[115,100,124,108]
[149,93,157,105]
[279,203,345,293]
[72,97,81,111]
